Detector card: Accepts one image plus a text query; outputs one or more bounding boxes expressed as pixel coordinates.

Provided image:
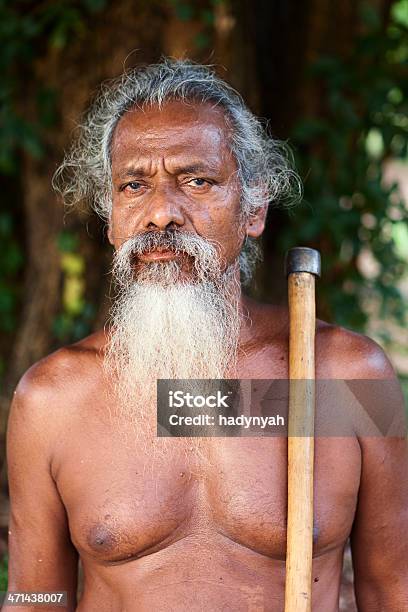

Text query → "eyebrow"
[115,166,148,180]
[172,162,220,175]
[115,162,221,180]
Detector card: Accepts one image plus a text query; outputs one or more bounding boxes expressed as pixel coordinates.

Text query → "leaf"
[61,252,85,275]
[174,3,194,21]
[82,0,107,13]
[57,231,79,253]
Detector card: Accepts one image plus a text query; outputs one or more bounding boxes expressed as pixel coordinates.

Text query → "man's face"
[108,99,265,273]
[104,100,267,408]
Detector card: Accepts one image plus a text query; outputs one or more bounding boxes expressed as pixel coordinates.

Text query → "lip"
[138,249,179,262]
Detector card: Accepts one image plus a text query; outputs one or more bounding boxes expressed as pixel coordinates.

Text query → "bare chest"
[54,418,361,565]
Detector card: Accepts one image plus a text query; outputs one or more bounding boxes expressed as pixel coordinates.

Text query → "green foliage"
[57,230,80,253]
[166,0,215,46]
[0,555,7,590]
[401,377,408,416]
[0,1,107,361]
[283,1,408,340]
[0,0,107,175]
[0,211,23,334]
[54,230,95,342]
[53,302,96,343]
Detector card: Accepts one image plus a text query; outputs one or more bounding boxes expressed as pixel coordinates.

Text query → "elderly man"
[5,60,408,611]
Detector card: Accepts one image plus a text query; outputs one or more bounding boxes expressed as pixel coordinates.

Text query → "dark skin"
[5,100,408,611]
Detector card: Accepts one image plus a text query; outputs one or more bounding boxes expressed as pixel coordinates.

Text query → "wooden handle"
[284,271,316,612]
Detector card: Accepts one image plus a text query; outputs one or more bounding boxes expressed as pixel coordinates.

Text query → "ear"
[245,205,268,238]
[107,221,114,245]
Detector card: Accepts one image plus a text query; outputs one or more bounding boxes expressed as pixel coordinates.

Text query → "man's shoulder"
[10,329,107,426]
[251,299,396,380]
[316,320,396,380]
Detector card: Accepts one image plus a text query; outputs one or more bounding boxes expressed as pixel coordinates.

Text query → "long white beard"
[103,234,242,424]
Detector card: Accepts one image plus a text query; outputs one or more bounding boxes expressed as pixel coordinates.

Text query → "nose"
[142,188,185,231]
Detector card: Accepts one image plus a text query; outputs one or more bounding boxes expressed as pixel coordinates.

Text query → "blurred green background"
[0,0,407,597]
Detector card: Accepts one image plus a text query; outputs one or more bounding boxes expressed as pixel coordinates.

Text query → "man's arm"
[4,365,78,611]
[350,347,408,610]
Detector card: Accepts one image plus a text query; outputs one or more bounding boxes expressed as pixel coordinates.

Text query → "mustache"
[124,229,217,257]
[111,230,224,284]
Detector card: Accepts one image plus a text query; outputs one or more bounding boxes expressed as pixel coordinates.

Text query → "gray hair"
[53,58,302,221]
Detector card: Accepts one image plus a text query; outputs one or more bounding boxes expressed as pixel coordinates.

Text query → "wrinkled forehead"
[110,99,237,170]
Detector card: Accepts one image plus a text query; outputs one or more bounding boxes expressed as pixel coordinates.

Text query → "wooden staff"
[284,247,321,612]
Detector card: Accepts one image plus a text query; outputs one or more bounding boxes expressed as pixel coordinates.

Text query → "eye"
[187,178,211,187]
[124,181,142,191]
